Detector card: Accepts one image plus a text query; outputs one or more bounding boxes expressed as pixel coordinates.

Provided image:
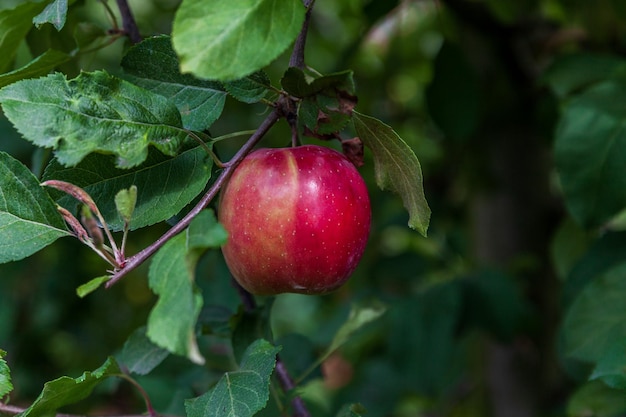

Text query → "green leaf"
[353,112,431,235]
[281,68,357,137]
[550,218,590,281]
[224,71,271,103]
[562,231,626,306]
[543,53,626,98]
[0,49,71,88]
[172,0,305,81]
[185,339,280,417]
[281,67,355,99]
[147,232,204,364]
[296,300,385,382]
[121,35,227,131]
[76,276,109,298]
[0,2,46,73]
[0,349,12,399]
[43,145,212,231]
[114,185,137,224]
[33,0,67,31]
[0,152,70,264]
[187,209,228,249]
[19,357,121,417]
[0,71,189,168]
[590,337,626,390]
[554,79,626,228]
[562,262,626,364]
[117,326,169,376]
[567,380,626,417]
[327,301,386,358]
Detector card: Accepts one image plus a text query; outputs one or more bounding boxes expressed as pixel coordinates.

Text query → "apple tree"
[0,1,429,417]
[3,0,626,416]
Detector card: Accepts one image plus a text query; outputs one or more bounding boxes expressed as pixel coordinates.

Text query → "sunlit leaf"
[172,0,305,81]
[185,339,280,417]
[0,152,70,264]
[0,71,188,168]
[353,112,431,235]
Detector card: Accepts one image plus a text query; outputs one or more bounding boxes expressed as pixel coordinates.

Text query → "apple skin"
[218,145,371,295]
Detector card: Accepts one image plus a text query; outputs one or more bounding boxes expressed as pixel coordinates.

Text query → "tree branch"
[289,0,316,69]
[275,359,312,417]
[115,0,142,44]
[106,107,281,288]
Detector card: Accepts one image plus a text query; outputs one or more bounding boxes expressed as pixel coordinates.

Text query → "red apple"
[218,144,371,295]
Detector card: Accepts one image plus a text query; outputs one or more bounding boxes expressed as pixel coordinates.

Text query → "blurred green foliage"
[3,0,626,416]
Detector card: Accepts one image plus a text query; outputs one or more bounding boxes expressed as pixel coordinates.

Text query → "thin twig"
[289,0,316,69]
[106,108,281,288]
[275,359,312,417]
[115,0,142,44]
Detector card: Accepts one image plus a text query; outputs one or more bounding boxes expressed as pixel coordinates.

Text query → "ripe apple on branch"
[218,144,371,295]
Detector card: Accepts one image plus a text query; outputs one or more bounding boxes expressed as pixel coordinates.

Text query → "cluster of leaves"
[10,0,626,415]
[0,1,429,417]
[545,53,626,412]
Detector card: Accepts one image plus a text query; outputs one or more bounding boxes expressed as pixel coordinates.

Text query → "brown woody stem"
[115,0,142,44]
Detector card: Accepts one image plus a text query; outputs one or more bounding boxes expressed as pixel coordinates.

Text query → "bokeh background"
[3,0,626,416]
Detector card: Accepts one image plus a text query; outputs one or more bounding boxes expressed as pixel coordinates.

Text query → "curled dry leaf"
[341,137,364,167]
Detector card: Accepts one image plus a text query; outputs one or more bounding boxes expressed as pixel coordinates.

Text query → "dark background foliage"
[3,0,626,416]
